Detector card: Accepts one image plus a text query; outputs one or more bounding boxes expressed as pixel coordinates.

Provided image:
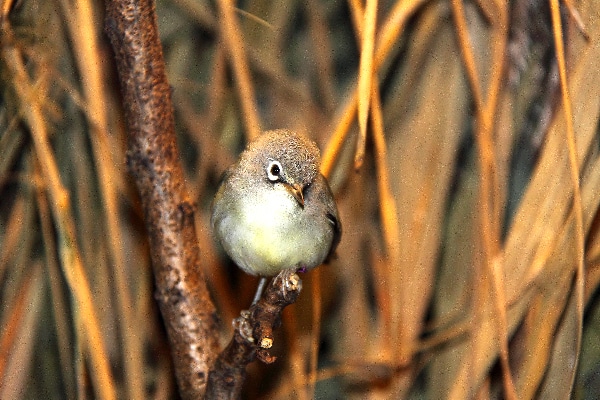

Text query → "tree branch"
[104,1,219,398]
[205,270,303,399]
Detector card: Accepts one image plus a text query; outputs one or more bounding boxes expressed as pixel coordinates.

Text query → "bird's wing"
[317,173,342,260]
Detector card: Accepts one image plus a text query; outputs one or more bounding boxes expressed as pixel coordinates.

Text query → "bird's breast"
[241,186,300,235]
[213,181,333,276]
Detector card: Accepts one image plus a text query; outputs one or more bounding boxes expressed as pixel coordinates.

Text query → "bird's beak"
[285,183,304,208]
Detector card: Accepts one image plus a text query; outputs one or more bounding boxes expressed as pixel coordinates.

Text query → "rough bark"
[104,1,219,398]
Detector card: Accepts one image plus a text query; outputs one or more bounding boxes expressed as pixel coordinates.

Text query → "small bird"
[211,129,341,303]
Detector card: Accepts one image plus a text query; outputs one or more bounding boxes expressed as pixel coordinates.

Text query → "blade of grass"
[216,0,262,141]
[449,0,516,395]
[321,89,358,178]
[35,164,76,399]
[321,0,429,177]
[547,0,585,392]
[505,4,600,302]
[347,0,364,40]
[306,268,322,397]
[2,29,116,399]
[0,193,25,284]
[374,0,430,71]
[59,0,145,396]
[0,263,43,400]
[282,309,309,400]
[0,116,24,189]
[355,0,377,170]
[370,83,399,359]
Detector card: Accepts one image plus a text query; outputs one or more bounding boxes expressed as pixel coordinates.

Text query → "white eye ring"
[266,160,283,182]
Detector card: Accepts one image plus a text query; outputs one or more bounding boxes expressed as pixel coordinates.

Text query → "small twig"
[205,269,303,399]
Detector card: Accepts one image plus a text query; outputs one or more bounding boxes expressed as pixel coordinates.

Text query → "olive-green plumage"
[211,129,341,277]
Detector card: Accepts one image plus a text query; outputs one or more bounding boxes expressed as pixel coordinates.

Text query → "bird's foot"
[232,310,254,343]
[278,268,302,301]
[296,266,308,274]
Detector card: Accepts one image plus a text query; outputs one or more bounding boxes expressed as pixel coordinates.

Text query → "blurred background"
[1,0,599,398]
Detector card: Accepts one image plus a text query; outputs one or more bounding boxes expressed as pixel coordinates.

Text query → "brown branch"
[205,270,303,399]
[104,1,306,397]
[103,0,219,398]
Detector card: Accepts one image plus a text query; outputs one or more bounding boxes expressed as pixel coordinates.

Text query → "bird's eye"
[267,160,282,182]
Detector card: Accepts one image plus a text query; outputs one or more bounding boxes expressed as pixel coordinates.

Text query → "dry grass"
[1,0,599,398]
